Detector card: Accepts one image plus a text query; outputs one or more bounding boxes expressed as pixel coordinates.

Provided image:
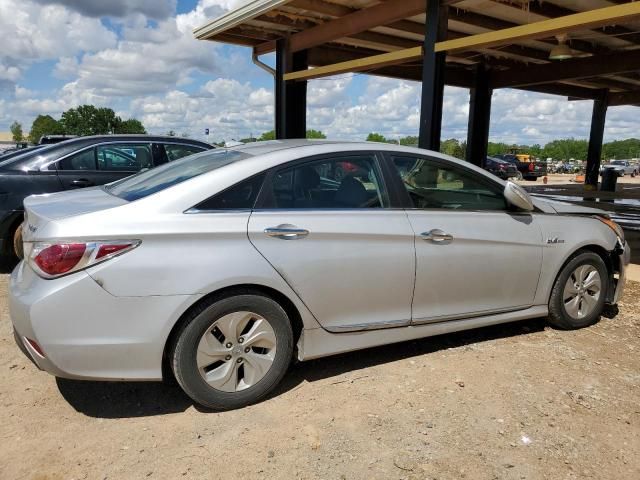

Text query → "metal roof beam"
[434,3,640,53]
[275,0,426,53]
[283,46,424,81]
[609,90,640,106]
[492,49,640,89]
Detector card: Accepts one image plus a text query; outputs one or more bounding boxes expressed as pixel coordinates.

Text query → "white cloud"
[32,0,177,20]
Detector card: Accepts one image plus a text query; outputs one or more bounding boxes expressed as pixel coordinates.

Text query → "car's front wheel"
[548,251,608,330]
[171,294,293,410]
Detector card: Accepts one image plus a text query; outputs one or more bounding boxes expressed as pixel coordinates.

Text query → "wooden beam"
[283,46,423,81]
[287,0,425,53]
[609,90,640,106]
[520,83,598,100]
[492,49,640,89]
[434,3,640,53]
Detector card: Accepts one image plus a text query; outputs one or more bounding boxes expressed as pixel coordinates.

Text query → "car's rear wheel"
[515,171,523,181]
[548,251,608,330]
[171,294,293,410]
[12,222,24,259]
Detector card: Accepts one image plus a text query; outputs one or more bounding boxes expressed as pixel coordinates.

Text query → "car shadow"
[56,317,546,418]
[0,256,19,274]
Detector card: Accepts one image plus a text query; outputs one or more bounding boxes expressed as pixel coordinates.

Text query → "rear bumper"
[9,261,201,381]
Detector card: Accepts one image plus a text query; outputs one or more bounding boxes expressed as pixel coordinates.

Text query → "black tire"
[12,222,24,259]
[523,176,538,181]
[515,172,523,181]
[547,251,608,330]
[171,294,293,410]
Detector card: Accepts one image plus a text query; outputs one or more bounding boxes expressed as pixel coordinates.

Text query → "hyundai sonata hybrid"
[10,140,630,410]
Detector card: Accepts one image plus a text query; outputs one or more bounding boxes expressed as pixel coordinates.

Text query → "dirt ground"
[1,276,639,480]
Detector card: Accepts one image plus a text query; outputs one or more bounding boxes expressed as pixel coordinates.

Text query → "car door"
[56,143,152,189]
[387,154,543,324]
[248,152,415,332]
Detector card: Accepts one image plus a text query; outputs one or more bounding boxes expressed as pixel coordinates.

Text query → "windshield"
[107,149,249,201]
[610,160,625,165]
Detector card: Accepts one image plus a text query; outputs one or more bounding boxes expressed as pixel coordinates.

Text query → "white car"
[10,140,630,410]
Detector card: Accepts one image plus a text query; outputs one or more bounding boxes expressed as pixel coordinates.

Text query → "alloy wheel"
[563,265,601,319]
[196,311,277,392]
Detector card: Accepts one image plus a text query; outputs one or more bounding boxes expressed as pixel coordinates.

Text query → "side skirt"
[297,305,548,361]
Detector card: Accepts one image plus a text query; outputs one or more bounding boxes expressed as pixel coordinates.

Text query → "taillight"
[35,243,86,276]
[29,240,140,279]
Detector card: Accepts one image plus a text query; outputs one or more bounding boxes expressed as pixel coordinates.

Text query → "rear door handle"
[420,229,453,242]
[70,178,94,188]
[264,225,309,240]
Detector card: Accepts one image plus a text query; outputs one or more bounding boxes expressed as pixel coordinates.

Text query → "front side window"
[265,155,386,209]
[164,144,206,162]
[391,156,506,211]
[58,148,97,171]
[97,144,152,172]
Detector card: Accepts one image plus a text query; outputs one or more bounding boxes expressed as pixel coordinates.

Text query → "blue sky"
[0,0,638,144]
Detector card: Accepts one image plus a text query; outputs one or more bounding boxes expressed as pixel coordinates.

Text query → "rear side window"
[193,174,265,211]
[107,149,248,201]
[58,148,97,170]
[263,155,386,209]
[97,144,152,171]
[164,144,206,162]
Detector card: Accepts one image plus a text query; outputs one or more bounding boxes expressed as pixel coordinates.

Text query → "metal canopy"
[195,0,640,105]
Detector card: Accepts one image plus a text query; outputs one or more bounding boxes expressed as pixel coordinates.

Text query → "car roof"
[229,139,363,156]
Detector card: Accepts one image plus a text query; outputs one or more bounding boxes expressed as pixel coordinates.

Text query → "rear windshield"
[107,149,248,201]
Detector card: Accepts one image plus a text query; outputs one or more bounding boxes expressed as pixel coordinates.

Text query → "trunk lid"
[22,187,127,242]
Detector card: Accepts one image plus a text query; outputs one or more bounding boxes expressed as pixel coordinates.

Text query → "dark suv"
[0,135,213,258]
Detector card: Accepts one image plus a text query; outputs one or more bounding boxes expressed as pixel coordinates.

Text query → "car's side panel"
[74,211,323,331]
[407,210,544,321]
[248,210,416,332]
[298,305,549,361]
[532,214,620,305]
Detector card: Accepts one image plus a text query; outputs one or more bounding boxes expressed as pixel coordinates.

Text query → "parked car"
[0,135,213,259]
[599,160,638,177]
[0,145,47,161]
[497,154,547,181]
[9,140,629,410]
[39,135,77,145]
[484,156,518,180]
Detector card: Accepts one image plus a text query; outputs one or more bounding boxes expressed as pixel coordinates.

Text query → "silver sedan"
[10,140,630,410]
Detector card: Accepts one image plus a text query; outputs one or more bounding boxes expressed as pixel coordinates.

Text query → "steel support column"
[466,64,492,167]
[418,0,448,150]
[585,90,609,189]
[275,39,307,139]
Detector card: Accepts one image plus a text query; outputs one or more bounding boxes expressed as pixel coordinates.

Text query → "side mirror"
[504,181,534,211]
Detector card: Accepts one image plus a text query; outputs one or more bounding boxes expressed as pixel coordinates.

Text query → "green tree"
[166,130,177,137]
[602,138,640,160]
[28,115,64,144]
[542,138,588,161]
[306,129,326,139]
[115,119,146,134]
[399,136,418,146]
[259,130,276,141]
[10,121,23,142]
[366,132,387,143]
[440,138,466,159]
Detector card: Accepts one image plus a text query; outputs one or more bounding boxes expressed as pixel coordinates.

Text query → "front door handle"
[264,225,309,240]
[70,178,94,188]
[420,229,453,242]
